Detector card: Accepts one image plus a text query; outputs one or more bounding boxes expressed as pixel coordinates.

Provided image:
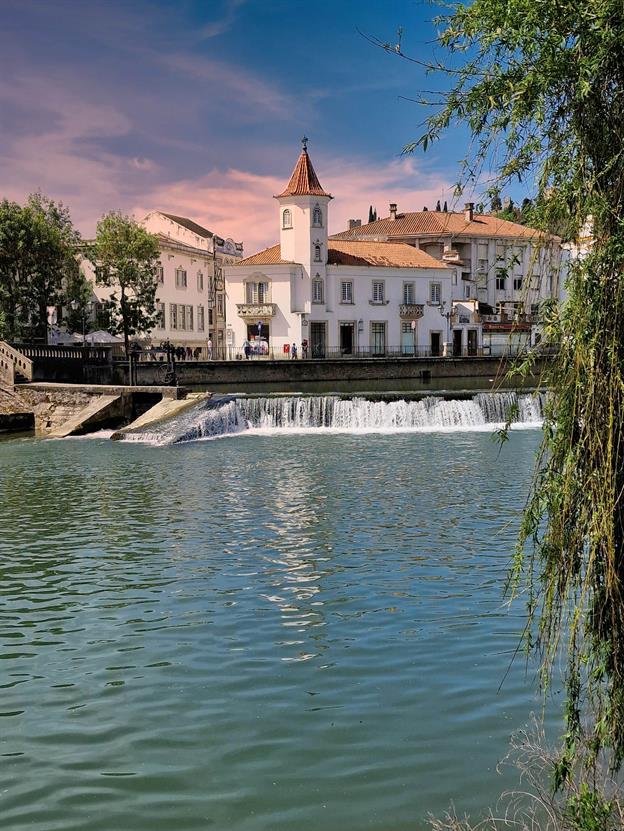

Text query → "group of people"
[240,338,309,360]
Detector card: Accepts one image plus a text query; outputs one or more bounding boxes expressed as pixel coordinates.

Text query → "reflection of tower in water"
[258,462,333,663]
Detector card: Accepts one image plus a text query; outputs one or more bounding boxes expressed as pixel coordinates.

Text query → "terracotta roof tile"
[235,241,449,269]
[276,149,332,199]
[331,211,549,241]
[327,240,450,269]
[235,245,297,266]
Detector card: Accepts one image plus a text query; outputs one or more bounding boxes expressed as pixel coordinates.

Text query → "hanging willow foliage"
[400,0,624,775]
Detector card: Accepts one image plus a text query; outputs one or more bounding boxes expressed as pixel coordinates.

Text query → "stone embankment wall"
[0,386,35,433]
[123,355,548,387]
[18,387,101,434]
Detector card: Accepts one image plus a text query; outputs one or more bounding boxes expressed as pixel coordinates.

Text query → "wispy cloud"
[133,156,452,253]
[199,0,246,39]
[160,52,295,119]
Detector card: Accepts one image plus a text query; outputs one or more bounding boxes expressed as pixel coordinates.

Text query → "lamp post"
[439,301,452,357]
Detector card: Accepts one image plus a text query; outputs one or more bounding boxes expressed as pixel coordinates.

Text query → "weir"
[118,390,545,445]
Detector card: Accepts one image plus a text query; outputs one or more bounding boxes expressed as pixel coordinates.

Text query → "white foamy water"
[119,392,545,446]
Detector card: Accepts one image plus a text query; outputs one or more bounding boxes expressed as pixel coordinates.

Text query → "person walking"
[207,338,213,360]
[291,342,297,360]
[243,339,251,360]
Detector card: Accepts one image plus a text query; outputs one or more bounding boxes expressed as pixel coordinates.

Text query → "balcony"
[399,303,425,319]
[236,303,277,319]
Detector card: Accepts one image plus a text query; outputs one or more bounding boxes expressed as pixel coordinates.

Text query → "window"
[312,278,324,304]
[452,272,458,286]
[513,276,523,291]
[179,305,186,330]
[430,282,441,304]
[217,293,224,318]
[496,271,506,290]
[175,268,187,289]
[372,281,385,304]
[282,209,292,229]
[245,281,269,304]
[496,242,507,263]
[312,205,323,227]
[198,305,205,331]
[341,281,353,304]
[464,283,472,299]
[156,302,165,328]
[197,271,204,291]
[187,305,193,331]
[314,244,322,262]
[170,303,178,330]
[156,265,164,284]
[403,282,415,304]
[208,308,213,326]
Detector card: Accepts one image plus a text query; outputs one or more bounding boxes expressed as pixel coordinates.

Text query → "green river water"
[0,427,557,830]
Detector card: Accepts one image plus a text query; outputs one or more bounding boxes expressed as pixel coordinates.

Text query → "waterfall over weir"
[120,391,545,445]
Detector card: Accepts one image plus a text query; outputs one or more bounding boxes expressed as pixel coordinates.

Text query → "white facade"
[82,212,242,351]
[225,145,464,358]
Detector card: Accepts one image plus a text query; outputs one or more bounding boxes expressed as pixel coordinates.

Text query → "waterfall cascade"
[119,391,545,445]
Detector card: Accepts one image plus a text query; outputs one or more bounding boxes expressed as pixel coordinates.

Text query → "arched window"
[314,244,322,262]
[312,205,323,227]
[282,209,292,229]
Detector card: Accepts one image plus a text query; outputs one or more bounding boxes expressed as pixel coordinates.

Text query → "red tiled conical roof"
[276,145,332,199]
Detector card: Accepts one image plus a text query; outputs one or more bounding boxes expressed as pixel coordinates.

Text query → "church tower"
[275,137,332,279]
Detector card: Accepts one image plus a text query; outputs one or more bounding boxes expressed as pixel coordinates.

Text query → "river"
[0,412,555,830]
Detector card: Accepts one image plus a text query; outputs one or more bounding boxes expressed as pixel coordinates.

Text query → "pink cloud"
[132,156,453,255]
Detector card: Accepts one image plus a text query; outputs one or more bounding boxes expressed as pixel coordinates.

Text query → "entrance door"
[467,329,478,356]
[430,332,441,357]
[247,323,269,356]
[310,321,326,358]
[453,329,463,357]
[340,322,354,355]
[401,321,415,355]
[371,322,386,357]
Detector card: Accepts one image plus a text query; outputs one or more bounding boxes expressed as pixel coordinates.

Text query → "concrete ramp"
[50,394,123,438]
[111,392,211,440]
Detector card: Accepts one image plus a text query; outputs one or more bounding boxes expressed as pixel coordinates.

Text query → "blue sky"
[0,0,517,252]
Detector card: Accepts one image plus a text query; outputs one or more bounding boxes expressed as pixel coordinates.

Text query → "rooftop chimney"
[464,202,474,222]
[348,219,362,229]
[389,202,398,221]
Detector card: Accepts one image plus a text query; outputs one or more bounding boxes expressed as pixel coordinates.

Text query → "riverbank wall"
[113,355,548,387]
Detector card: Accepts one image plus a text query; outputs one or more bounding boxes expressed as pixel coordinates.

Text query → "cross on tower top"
[301,135,309,151]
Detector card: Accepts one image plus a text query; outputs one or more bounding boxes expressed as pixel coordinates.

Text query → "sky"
[0,0,511,254]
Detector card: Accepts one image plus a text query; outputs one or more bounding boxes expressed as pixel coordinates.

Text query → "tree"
[403,0,624,780]
[62,268,95,336]
[88,212,160,356]
[0,195,80,342]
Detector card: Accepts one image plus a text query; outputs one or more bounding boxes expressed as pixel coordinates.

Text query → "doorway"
[340,322,355,355]
[371,322,386,357]
[310,321,327,358]
[453,329,463,357]
[430,332,441,357]
[467,329,478,356]
[401,321,415,355]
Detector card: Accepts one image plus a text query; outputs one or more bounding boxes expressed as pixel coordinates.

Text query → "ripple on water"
[0,430,558,831]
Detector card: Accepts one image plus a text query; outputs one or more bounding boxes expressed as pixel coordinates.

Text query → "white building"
[333,202,561,354]
[82,212,242,352]
[225,141,464,358]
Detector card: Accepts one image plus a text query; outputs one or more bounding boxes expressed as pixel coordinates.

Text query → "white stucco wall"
[224,261,458,356]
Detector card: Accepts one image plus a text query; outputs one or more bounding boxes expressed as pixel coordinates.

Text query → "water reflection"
[0,430,555,831]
